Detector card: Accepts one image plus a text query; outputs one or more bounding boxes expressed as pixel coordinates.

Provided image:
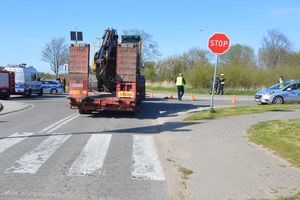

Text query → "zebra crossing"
[0,114,165,181]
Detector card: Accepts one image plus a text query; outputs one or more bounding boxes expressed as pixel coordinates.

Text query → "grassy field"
[146,86,257,96]
[184,104,300,121]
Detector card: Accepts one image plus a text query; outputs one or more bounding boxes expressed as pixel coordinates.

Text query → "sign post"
[208,33,230,109]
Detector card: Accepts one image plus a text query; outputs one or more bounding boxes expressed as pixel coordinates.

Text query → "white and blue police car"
[255,80,300,104]
[41,80,64,94]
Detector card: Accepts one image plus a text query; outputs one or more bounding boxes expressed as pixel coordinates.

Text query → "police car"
[41,80,63,94]
[255,80,300,104]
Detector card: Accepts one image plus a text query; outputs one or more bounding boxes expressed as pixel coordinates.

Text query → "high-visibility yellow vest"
[279,80,284,89]
[176,77,184,86]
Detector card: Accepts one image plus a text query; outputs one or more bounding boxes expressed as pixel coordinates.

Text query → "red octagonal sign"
[208,33,230,54]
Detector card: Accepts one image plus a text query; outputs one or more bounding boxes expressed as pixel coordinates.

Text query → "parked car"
[255,80,300,104]
[41,80,63,94]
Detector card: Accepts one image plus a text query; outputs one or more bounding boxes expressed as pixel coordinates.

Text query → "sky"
[0,0,300,73]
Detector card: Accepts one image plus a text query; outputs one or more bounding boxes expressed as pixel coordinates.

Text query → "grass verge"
[146,86,256,96]
[248,119,300,200]
[248,118,300,168]
[278,192,300,200]
[184,104,300,121]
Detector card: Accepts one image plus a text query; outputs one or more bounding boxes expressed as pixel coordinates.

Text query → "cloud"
[270,7,300,16]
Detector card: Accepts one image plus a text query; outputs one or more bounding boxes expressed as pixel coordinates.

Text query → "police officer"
[61,76,66,92]
[210,76,219,95]
[279,76,284,89]
[175,73,186,101]
[218,74,225,95]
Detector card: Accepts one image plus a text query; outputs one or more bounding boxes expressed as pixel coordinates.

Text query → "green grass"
[248,118,300,168]
[184,104,300,121]
[278,192,300,200]
[178,167,193,180]
[248,192,300,200]
[146,86,257,96]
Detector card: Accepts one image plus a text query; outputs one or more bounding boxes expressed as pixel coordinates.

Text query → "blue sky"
[0,0,300,73]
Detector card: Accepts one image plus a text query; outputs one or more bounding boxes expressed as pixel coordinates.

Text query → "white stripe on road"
[6,135,71,174]
[0,132,34,154]
[68,134,112,176]
[132,135,165,181]
[38,113,78,133]
[45,114,79,134]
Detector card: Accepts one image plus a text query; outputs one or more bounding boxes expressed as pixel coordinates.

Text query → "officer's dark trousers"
[177,86,184,100]
[218,84,224,95]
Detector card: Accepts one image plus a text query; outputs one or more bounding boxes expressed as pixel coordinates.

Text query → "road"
[0,94,255,200]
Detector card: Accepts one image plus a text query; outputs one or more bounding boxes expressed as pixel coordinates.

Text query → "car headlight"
[266,91,275,95]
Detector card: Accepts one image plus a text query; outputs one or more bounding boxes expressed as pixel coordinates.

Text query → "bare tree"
[258,29,292,68]
[41,37,68,75]
[181,48,212,69]
[123,29,161,61]
[220,44,256,66]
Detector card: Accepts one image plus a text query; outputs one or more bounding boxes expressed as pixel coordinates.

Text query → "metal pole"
[210,54,219,109]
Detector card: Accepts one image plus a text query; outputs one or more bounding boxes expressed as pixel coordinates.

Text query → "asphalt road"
[0,94,255,200]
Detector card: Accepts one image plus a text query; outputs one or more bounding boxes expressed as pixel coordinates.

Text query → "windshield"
[269,82,290,90]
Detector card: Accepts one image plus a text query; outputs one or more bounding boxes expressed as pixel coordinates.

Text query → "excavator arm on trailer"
[93,28,118,93]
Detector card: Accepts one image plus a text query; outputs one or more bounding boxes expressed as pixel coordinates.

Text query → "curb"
[0,104,33,116]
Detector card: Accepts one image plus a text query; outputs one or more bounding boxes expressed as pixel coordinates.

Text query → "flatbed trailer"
[67,31,145,114]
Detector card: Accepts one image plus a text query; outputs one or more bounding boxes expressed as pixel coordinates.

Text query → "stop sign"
[208,33,230,54]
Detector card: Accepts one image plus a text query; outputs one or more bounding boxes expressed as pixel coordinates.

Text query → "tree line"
[40,29,300,89]
[144,29,300,89]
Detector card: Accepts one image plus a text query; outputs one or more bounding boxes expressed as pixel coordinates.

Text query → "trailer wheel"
[79,109,92,114]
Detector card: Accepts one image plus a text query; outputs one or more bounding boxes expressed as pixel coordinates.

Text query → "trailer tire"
[79,109,92,114]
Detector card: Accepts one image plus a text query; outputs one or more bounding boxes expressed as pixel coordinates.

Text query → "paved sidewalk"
[156,109,300,200]
[0,100,32,115]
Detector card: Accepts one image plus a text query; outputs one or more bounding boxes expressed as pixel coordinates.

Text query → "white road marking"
[6,135,71,174]
[38,113,78,133]
[68,134,112,176]
[45,114,79,134]
[132,135,165,181]
[0,132,34,154]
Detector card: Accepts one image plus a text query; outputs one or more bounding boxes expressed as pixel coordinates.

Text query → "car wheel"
[50,89,58,95]
[25,89,32,97]
[272,96,284,104]
[38,89,43,96]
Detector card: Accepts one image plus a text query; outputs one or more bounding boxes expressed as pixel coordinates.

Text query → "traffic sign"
[208,33,230,55]
[208,33,230,110]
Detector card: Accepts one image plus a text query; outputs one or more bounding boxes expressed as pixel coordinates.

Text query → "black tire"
[50,89,58,95]
[38,89,43,96]
[79,109,86,114]
[25,89,32,97]
[272,96,284,104]
[79,109,92,114]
